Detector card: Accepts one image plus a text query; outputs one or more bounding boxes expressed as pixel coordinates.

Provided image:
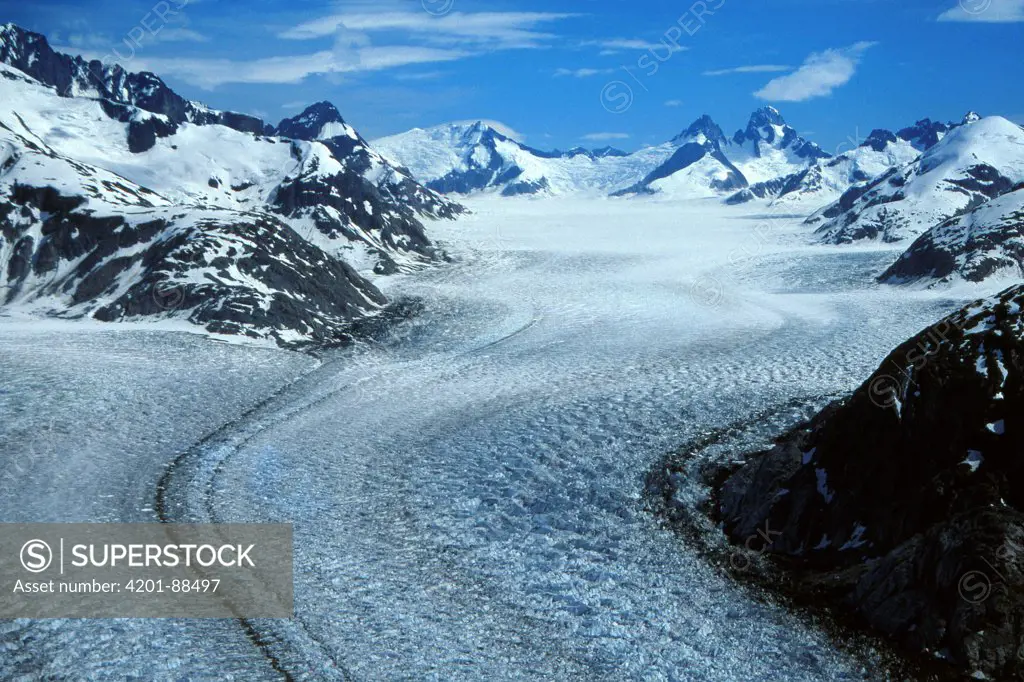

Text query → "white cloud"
[582,132,630,141]
[280,11,576,49]
[67,32,111,49]
[153,28,209,43]
[583,38,688,56]
[60,45,470,89]
[393,70,447,81]
[553,67,615,78]
[583,38,659,51]
[664,100,683,107]
[703,64,791,76]
[938,0,1024,22]
[754,42,876,102]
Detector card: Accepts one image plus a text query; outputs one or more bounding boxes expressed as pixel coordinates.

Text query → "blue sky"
[4,0,1024,151]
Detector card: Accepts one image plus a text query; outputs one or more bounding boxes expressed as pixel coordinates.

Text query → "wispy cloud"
[754,42,876,102]
[154,28,209,43]
[703,64,791,76]
[90,9,572,89]
[582,132,630,141]
[581,37,688,56]
[280,11,577,49]
[66,32,111,49]
[63,45,471,89]
[938,0,1024,22]
[393,70,447,81]
[583,38,658,53]
[553,67,616,78]
[664,100,683,107]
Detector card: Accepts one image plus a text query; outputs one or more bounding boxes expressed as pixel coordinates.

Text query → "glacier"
[1,197,1008,680]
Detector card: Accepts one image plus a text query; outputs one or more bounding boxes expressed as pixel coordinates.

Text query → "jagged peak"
[747,105,787,129]
[673,114,727,146]
[274,101,360,141]
[860,128,898,152]
[279,101,345,127]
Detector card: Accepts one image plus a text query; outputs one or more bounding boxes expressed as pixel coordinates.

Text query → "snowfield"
[0,197,1009,680]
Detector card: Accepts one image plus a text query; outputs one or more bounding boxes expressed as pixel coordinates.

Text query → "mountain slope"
[0,22,269,141]
[808,116,1024,244]
[880,187,1024,284]
[376,108,832,200]
[716,284,1024,680]
[612,116,748,198]
[0,24,469,346]
[0,24,463,273]
[0,110,384,347]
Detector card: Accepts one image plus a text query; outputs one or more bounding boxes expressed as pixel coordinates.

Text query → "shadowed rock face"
[275,101,348,140]
[717,285,1024,679]
[1,184,386,348]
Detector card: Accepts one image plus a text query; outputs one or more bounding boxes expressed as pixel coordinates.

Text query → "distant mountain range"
[376,106,1024,285]
[372,106,832,200]
[1,20,1023,347]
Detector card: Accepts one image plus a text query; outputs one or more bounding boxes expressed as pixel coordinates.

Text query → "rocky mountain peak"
[860,128,898,153]
[896,118,951,151]
[673,114,728,148]
[275,101,353,141]
[746,105,787,129]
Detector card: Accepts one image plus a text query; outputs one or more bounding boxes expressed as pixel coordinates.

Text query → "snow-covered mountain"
[726,128,920,207]
[729,113,983,208]
[725,106,830,184]
[0,23,270,147]
[614,108,829,198]
[0,23,464,346]
[372,121,667,197]
[612,116,748,198]
[376,107,834,200]
[808,115,1024,244]
[880,186,1024,284]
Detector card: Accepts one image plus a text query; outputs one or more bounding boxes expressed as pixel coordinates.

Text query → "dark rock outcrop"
[716,285,1024,679]
[1,180,386,347]
[897,119,952,152]
[501,177,550,196]
[862,129,899,153]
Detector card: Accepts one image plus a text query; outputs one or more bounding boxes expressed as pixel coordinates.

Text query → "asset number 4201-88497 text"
[125,579,220,593]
